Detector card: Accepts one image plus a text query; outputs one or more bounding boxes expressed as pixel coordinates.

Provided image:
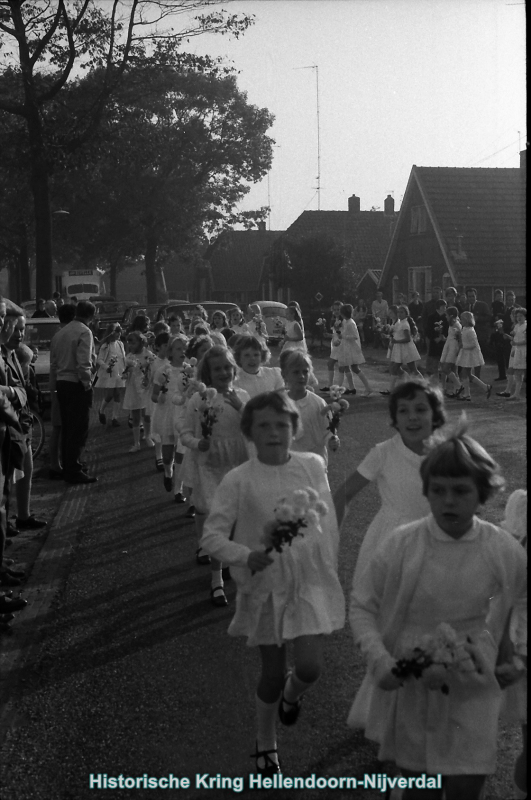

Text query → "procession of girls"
[93,303,526,797]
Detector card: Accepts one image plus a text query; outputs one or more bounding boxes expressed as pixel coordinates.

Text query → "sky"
[184,0,526,231]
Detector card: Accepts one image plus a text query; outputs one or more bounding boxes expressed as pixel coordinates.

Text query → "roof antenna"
[294,65,320,210]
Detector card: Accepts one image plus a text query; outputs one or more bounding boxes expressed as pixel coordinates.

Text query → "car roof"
[251,300,287,309]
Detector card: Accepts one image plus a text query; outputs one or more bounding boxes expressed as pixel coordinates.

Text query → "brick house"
[378,153,527,306]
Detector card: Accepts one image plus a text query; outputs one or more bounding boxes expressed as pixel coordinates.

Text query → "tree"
[281,234,350,309]
[51,56,274,302]
[0,0,254,298]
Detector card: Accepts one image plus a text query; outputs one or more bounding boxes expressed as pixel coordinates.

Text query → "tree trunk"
[18,223,31,301]
[144,232,158,304]
[30,146,53,300]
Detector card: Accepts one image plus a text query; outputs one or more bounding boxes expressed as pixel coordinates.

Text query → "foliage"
[283,233,352,308]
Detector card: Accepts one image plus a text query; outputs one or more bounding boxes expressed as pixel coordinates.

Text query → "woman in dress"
[95,323,126,426]
[455,311,492,402]
[439,306,463,398]
[336,304,373,396]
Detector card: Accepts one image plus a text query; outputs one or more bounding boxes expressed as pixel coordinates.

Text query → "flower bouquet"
[180,359,196,390]
[321,385,349,442]
[197,387,223,438]
[106,355,118,376]
[121,355,139,380]
[392,622,480,694]
[433,320,445,342]
[261,488,329,555]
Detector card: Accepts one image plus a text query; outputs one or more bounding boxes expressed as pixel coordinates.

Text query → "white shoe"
[129,444,141,453]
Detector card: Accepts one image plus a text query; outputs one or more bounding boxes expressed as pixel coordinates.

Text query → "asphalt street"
[0,350,526,800]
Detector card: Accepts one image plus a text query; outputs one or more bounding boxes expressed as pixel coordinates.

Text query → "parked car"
[22,317,62,404]
[157,301,240,333]
[250,300,288,344]
[121,303,159,330]
[92,300,136,338]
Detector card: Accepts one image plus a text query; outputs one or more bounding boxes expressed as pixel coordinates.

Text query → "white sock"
[255,694,279,755]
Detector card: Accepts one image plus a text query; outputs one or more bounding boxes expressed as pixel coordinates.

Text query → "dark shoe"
[155,459,164,473]
[64,472,98,485]
[111,418,120,427]
[345,388,357,395]
[496,391,511,398]
[163,475,173,492]
[174,492,186,504]
[455,385,465,398]
[16,515,47,530]
[379,390,391,396]
[251,743,281,776]
[186,505,196,518]
[0,572,22,587]
[494,377,506,382]
[210,586,228,607]
[0,596,27,613]
[98,411,106,425]
[279,671,303,726]
[221,566,232,582]
[6,523,20,538]
[0,613,15,623]
[320,386,330,393]
[3,567,25,579]
[48,468,64,480]
[196,548,211,566]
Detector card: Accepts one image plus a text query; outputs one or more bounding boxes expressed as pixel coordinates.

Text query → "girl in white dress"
[506,308,526,402]
[201,391,345,775]
[336,304,373,396]
[440,306,463,398]
[380,306,418,396]
[95,323,126,426]
[349,427,526,800]
[122,331,156,453]
[147,332,171,470]
[455,311,492,402]
[181,345,250,606]
[281,306,307,354]
[232,335,284,398]
[209,310,230,347]
[280,349,338,463]
[245,304,268,347]
[229,307,249,338]
[151,335,189,500]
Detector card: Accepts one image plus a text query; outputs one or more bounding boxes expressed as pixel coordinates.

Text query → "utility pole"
[295,64,321,210]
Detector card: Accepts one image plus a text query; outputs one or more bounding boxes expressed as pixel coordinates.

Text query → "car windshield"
[261,307,287,318]
[24,321,62,349]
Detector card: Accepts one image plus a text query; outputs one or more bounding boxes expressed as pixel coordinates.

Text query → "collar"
[427,513,480,542]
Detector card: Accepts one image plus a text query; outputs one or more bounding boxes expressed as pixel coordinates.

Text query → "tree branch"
[37,1,79,104]
[29,0,63,68]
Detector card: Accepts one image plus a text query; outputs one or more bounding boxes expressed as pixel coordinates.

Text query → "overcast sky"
[186,0,526,231]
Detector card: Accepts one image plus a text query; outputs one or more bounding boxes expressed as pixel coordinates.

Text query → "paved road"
[0,352,525,800]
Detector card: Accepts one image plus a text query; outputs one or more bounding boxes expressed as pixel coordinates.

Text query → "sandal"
[155,459,164,472]
[210,586,227,607]
[278,671,303,726]
[196,548,211,565]
[250,743,280,776]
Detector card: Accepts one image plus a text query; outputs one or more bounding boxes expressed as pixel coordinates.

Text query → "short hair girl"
[122,330,156,452]
[334,304,373,396]
[439,306,463,397]
[349,424,525,800]
[455,311,492,401]
[232,335,284,398]
[201,390,345,775]
[95,322,126,427]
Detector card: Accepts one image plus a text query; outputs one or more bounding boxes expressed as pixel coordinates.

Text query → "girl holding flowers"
[122,331,156,452]
[348,424,526,800]
[95,323,126,426]
[335,303,373,396]
[232,335,284,398]
[180,345,250,605]
[279,349,340,463]
[201,391,345,775]
[151,334,189,500]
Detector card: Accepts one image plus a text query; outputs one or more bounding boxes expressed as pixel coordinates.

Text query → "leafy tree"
[281,234,351,309]
[51,55,274,301]
[0,0,254,298]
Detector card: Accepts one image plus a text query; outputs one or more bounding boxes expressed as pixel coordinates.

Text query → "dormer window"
[410,205,427,234]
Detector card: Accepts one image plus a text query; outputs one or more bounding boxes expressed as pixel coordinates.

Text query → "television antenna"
[294,64,321,210]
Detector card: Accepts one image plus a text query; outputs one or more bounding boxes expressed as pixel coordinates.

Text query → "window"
[410,205,427,234]
[408,267,432,301]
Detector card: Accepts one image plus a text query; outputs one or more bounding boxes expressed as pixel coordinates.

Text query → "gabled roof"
[356,269,382,288]
[285,210,393,274]
[204,229,283,292]
[380,165,525,287]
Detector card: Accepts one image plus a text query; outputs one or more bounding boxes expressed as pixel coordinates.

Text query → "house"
[202,223,284,307]
[356,269,382,302]
[265,194,396,309]
[378,152,526,306]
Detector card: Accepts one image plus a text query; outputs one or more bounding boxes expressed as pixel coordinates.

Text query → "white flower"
[205,387,218,404]
[171,393,186,406]
[306,487,320,504]
[292,505,307,520]
[306,509,320,526]
[292,489,310,508]
[314,500,328,517]
[276,504,294,523]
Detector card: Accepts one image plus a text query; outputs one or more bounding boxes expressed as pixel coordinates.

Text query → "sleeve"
[96,343,109,368]
[272,367,285,391]
[200,473,253,566]
[180,392,201,450]
[152,365,165,387]
[77,329,94,388]
[349,544,397,680]
[343,319,358,341]
[357,443,384,481]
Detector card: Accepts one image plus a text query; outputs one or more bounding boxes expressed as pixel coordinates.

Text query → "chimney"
[384,194,395,216]
[348,194,360,213]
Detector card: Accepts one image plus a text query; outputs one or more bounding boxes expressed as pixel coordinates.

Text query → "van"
[250,301,288,344]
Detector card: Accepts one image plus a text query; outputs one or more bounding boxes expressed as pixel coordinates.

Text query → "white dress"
[337,319,365,367]
[349,515,527,775]
[233,366,284,398]
[201,452,345,646]
[455,327,484,368]
[95,340,126,389]
[440,320,462,365]
[150,364,187,445]
[180,388,250,513]
[353,434,430,582]
[281,320,307,353]
[290,391,331,463]
[508,321,527,369]
[122,348,156,411]
[389,319,420,364]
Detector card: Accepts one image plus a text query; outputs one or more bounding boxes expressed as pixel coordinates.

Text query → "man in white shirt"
[50,301,97,484]
[371,291,389,324]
